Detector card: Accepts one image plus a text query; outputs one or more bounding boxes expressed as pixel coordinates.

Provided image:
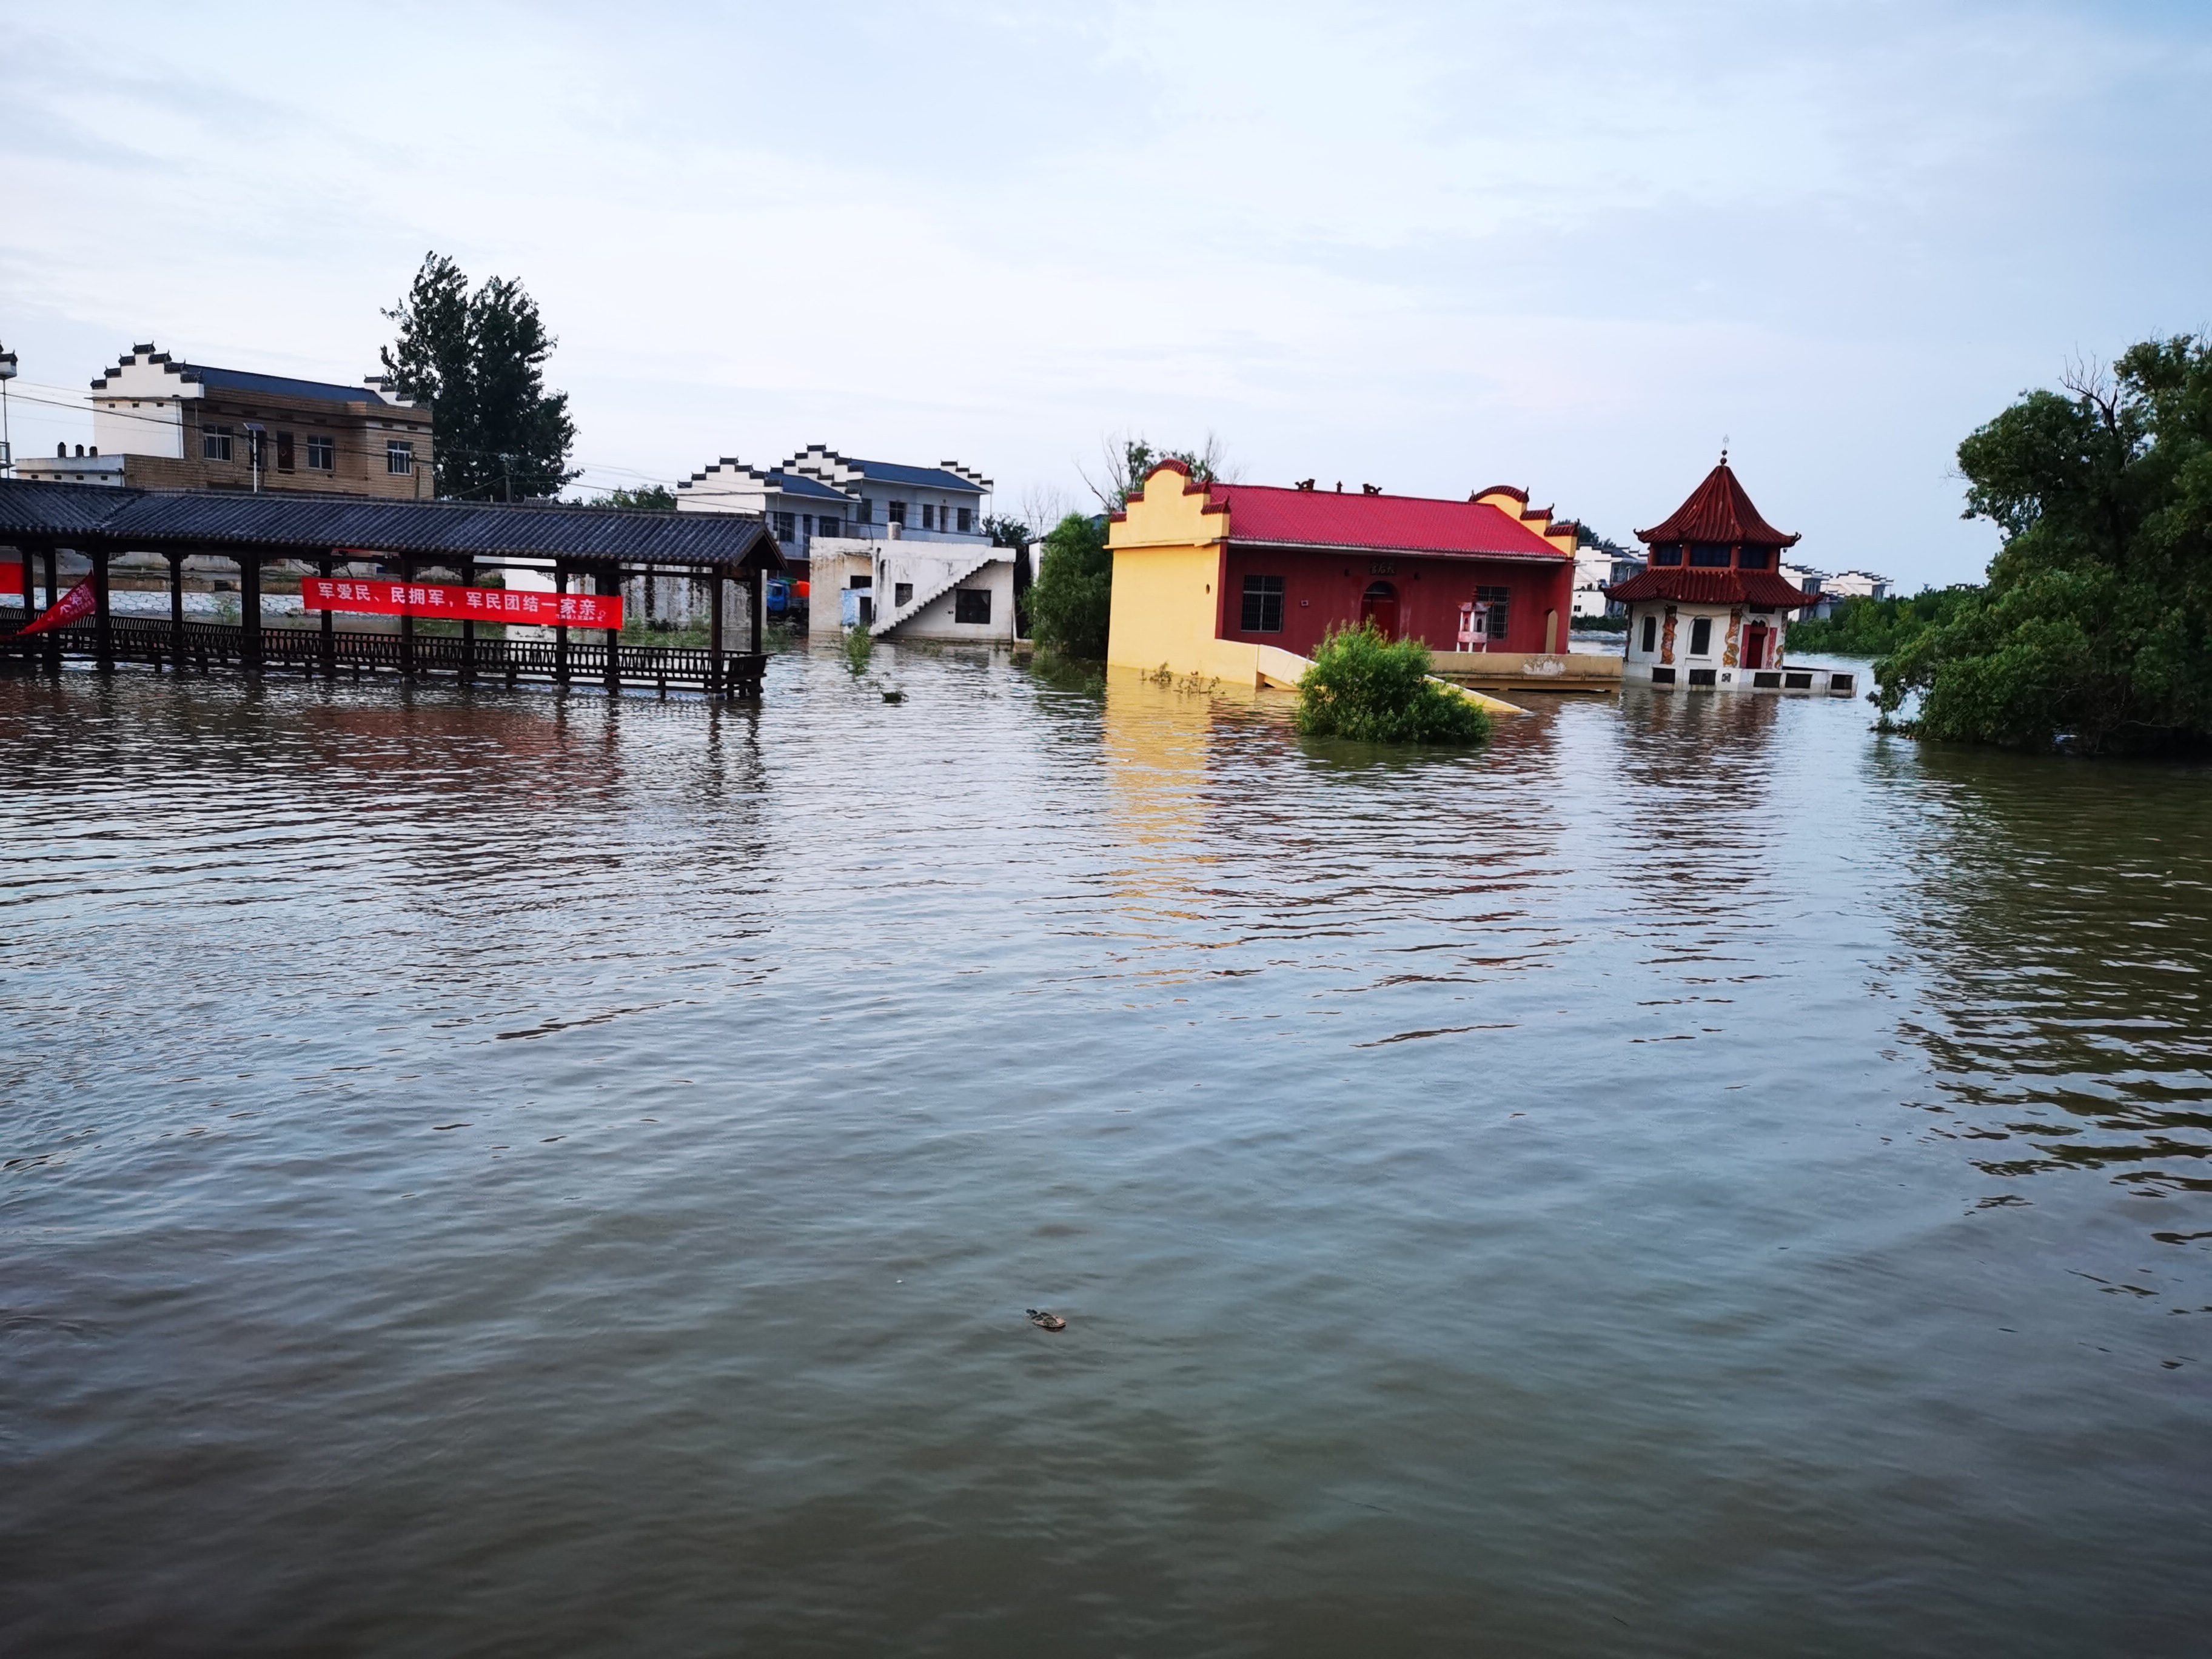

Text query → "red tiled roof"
[1635,462,1799,548]
[1607,566,1817,608]
[1211,482,1569,561]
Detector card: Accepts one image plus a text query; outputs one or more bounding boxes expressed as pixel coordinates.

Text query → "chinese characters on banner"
[301,578,623,631]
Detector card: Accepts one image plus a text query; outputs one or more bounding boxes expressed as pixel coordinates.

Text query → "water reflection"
[1883,742,2212,1202]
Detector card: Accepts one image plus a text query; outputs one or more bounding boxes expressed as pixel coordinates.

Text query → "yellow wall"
[1106,464,1228,674]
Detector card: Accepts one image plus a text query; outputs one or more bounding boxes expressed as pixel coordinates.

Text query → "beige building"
[16,344,434,497]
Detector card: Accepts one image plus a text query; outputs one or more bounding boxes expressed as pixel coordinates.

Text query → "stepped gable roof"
[1606,565,1815,609]
[1207,480,1569,561]
[1635,461,1799,548]
[92,350,399,407]
[845,457,988,495]
[0,478,785,571]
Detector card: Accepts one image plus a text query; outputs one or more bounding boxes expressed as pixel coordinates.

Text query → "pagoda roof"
[1635,461,1799,548]
[1607,566,1817,609]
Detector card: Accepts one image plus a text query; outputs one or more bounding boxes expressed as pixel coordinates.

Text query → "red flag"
[16,576,96,638]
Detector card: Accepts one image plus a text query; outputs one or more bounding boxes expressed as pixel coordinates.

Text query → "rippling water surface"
[3,648,2208,1655]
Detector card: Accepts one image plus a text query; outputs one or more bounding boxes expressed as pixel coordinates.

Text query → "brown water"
[1,650,2207,1655]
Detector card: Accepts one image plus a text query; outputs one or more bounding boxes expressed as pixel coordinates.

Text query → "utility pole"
[0,343,16,479]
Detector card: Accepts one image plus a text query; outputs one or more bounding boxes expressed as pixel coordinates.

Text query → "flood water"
[2,648,2208,1656]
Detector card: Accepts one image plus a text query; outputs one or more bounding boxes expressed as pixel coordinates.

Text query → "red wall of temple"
[1216,546,1575,656]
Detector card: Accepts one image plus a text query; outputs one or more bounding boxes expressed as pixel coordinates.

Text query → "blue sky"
[3,1,2207,586]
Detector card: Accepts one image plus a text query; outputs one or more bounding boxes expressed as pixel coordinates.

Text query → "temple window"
[1739,548,1771,570]
[1652,546,1683,566]
[1640,614,1658,654]
[1689,544,1730,568]
[1689,617,1714,655]
[1240,574,1284,632]
[1473,585,1512,638]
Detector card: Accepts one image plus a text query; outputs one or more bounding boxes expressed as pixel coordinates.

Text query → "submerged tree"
[381,253,578,500]
[1027,512,1113,658]
[1875,337,2212,752]
[1295,622,1491,744]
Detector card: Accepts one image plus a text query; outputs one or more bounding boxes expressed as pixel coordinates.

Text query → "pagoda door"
[1361,581,1399,638]
[1743,623,1770,671]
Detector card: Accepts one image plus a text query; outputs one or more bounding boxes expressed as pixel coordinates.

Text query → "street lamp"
[0,344,16,479]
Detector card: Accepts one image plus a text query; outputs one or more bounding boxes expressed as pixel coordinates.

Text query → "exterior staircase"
[868,551,997,637]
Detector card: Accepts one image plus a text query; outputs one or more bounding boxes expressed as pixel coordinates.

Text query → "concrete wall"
[883,556,1016,643]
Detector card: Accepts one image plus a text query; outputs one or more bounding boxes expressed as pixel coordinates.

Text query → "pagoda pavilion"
[1609,455,1825,691]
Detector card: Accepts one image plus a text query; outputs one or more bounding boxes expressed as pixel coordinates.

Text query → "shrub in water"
[1295,622,1492,744]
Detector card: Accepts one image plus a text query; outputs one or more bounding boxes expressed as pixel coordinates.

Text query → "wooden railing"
[0,615,767,698]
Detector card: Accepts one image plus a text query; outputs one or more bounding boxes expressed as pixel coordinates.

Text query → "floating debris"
[1026,1308,1067,1332]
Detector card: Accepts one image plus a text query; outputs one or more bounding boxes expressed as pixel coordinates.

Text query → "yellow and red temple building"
[1105,462,1579,685]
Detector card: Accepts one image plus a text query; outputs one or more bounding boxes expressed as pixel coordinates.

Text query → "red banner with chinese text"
[15,576,96,638]
[301,577,623,630]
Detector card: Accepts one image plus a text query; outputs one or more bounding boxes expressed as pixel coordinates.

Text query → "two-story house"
[679,446,1016,642]
[14,344,435,497]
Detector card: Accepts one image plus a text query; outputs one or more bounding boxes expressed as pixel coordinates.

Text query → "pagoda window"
[1739,548,1771,570]
[1689,617,1714,655]
[1689,544,1730,568]
[1652,545,1683,566]
[1640,614,1658,654]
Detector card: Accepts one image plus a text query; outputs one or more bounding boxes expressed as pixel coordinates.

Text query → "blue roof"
[845,458,987,495]
[765,470,853,503]
[187,365,395,406]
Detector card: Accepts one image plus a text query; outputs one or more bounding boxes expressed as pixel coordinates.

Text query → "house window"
[306,435,335,470]
[922,504,936,531]
[954,588,991,624]
[1739,548,1771,570]
[1240,574,1284,632]
[1689,544,1730,567]
[1652,545,1683,566]
[386,440,414,475]
[203,425,234,461]
[774,511,796,541]
[817,515,839,538]
[857,499,875,524]
[957,508,973,533]
[1474,585,1511,639]
[894,581,914,607]
[1641,614,1658,654]
[275,431,295,472]
[886,501,906,525]
[1689,616,1714,655]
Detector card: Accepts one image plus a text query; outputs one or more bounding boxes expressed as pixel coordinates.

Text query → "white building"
[1572,543,1644,618]
[678,446,1019,643]
[1825,569,1892,600]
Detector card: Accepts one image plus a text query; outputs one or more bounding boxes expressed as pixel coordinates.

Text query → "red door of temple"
[1361,581,1399,637]
[1743,624,1769,671]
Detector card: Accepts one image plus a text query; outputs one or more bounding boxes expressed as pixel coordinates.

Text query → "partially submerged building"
[677,445,1016,642]
[1607,457,1855,694]
[1105,464,1579,684]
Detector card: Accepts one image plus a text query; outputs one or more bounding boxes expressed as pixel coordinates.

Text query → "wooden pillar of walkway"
[460,555,475,685]
[749,571,763,656]
[599,567,620,695]
[554,561,571,689]
[317,555,335,678]
[167,552,186,669]
[239,552,262,674]
[398,556,416,678]
[709,571,726,698]
[92,548,113,674]
[41,548,59,675]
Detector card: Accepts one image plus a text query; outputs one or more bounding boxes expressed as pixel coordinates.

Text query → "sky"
[3,1,2208,588]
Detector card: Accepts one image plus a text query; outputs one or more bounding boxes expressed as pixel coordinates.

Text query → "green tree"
[1027,512,1113,658]
[1788,588,1979,657]
[1875,337,2212,752]
[381,253,578,500]
[1295,622,1491,743]
[589,484,676,511]
[1081,432,1230,511]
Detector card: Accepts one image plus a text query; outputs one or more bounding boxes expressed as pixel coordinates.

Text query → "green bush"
[1027,512,1112,659]
[1789,589,1977,657]
[1295,622,1492,744]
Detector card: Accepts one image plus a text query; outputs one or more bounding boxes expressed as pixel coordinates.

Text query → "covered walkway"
[0,481,786,699]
